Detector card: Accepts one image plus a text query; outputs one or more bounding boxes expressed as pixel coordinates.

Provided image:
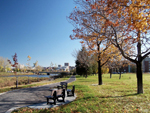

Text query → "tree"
[8,53,19,88]
[26,55,31,72]
[3,58,11,72]
[0,57,4,72]
[101,67,109,74]
[107,55,129,79]
[91,62,98,74]
[92,63,98,74]
[50,62,54,71]
[21,66,27,73]
[33,60,39,73]
[82,0,150,93]
[70,67,76,75]
[75,47,92,78]
[33,61,42,72]
[68,0,117,85]
[75,60,86,76]
[0,57,11,72]
[117,59,129,79]
[89,54,98,74]
[130,64,136,73]
[33,60,38,67]
[106,59,114,78]
[54,63,57,71]
[35,65,42,72]
[114,58,129,79]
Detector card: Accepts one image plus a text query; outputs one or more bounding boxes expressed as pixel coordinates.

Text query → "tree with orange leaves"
[79,0,150,94]
[68,0,117,85]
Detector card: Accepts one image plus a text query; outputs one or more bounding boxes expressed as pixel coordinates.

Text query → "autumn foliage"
[8,53,19,88]
[68,0,150,93]
[8,53,18,73]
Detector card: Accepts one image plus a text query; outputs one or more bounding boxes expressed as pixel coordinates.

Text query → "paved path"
[0,76,76,113]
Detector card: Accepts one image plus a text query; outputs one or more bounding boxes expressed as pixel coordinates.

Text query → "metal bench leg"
[47,98,49,105]
[62,97,65,102]
[73,91,74,96]
[54,98,56,105]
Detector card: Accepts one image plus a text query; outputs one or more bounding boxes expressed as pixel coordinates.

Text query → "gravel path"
[0,76,76,113]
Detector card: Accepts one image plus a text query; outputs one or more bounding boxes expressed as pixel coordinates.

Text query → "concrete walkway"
[0,76,76,113]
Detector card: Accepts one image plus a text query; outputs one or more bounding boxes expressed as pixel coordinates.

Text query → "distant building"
[69,66,75,71]
[142,57,150,72]
[56,66,69,71]
[18,64,24,69]
[64,63,69,67]
[62,66,69,71]
[41,63,74,72]
[58,65,62,67]
[109,56,150,73]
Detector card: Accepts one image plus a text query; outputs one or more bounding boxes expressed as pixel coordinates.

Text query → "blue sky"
[0,0,81,67]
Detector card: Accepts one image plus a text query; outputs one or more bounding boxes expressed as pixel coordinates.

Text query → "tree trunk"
[98,59,102,85]
[85,71,87,78]
[97,43,102,85]
[136,35,143,94]
[136,62,143,94]
[16,76,18,88]
[119,72,121,79]
[110,68,112,78]
[85,68,88,78]
[119,68,121,79]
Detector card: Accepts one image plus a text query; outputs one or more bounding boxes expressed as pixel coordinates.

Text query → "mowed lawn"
[14,73,150,113]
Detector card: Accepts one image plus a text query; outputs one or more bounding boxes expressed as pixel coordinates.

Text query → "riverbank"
[0,72,34,76]
[0,75,71,93]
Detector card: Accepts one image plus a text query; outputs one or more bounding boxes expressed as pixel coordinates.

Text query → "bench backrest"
[62,89,65,97]
[51,90,57,98]
[57,89,62,95]
[60,82,67,86]
[72,85,75,92]
[56,89,65,97]
[60,82,67,89]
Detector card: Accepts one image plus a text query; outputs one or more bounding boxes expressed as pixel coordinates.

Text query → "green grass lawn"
[13,73,150,113]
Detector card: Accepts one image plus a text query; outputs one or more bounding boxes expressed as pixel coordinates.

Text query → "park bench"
[45,89,65,105]
[57,82,68,90]
[45,90,57,105]
[57,89,65,102]
[67,85,75,97]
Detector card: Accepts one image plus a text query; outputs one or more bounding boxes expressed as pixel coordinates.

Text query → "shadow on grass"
[98,93,139,99]
[77,80,94,83]
[72,93,140,105]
